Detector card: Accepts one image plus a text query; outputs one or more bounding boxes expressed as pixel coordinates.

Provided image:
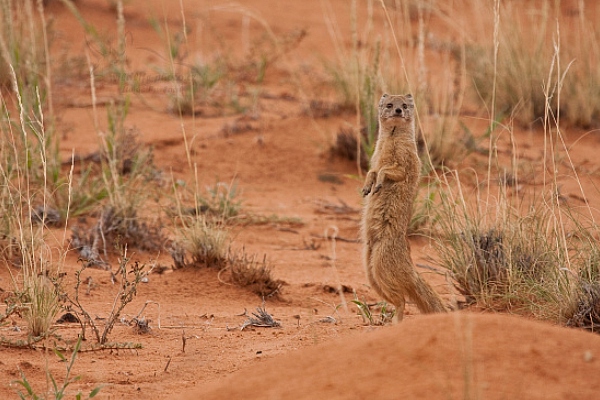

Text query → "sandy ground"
[1,0,600,398]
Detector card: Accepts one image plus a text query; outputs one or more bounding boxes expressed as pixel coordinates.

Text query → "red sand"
[1,0,599,398]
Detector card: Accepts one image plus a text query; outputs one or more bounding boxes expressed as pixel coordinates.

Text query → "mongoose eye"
[386,103,393,109]
[402,104,408,110]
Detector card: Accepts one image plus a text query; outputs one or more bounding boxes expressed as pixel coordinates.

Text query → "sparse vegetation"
[427,0,600,323]
[240,304,281,331]
[170,216,229,269]
[563,233,600,332]
[462,1,600,128]
[326,0,470,172]
[324,0,400,169]
[197,180,243,220]
[226,249,285,299]
[330,126,369,171]
[408,185,438,236]
[13,336,102,399]
[352,296,394,326]
[21,272,61,338]
[0,0,65,342]
[65,246,150,344]
[432,177,563,310]
[71,204,165,262]
[149,8,305,119]
[4,0,600,397]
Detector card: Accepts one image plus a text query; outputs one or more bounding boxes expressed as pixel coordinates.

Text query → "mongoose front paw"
[373,183,383,194]
[361,185,372,197]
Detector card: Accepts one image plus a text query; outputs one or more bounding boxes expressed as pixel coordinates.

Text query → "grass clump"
[170,179,243,222]
[240,304,281,330]
[197,180,242,220]
[432,172,567,312]
[95,205,163,252]
[462,1,600,128]
[566,285,600,332]
[431,165,600,328]
[1,209,64,339]
[563,236,600,332]
[170,217,229,269]
[226,249,285,299]
[21,273,61,338]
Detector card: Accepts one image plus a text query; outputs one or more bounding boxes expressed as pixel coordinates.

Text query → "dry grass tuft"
[461,1,600,128]
[226,249,285,299]
[169,217,229,269]
[330,127,369,171]
[21,274,61,337]
[433,179,566,312]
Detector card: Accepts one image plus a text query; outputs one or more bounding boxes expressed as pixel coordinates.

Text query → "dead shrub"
[565,250,600,333]
[303,100,349,118]
[566,283,600,332]
[240,304,281,330]
[65,249,150,344]
[331,127,369,171]
[71,205,165,267]
[96,206,164,251]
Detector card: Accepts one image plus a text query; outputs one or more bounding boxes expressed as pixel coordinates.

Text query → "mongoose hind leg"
[372,268,407,323]
[366,258,406,323]
[392,296,406,323]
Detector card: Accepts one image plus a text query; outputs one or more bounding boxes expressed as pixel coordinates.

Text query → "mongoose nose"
[395,108,403,115]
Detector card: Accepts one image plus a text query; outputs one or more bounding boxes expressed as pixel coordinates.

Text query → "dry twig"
[240,304,281,331]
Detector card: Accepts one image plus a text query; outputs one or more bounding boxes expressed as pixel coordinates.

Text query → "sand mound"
[188,312,600,399]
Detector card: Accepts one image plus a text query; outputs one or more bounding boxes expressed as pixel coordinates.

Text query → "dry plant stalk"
[65,246,150,344]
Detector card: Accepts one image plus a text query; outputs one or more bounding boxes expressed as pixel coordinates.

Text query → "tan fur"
[361,93,446,322]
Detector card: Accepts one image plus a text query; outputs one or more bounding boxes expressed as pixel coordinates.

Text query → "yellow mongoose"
[361,93,446,321]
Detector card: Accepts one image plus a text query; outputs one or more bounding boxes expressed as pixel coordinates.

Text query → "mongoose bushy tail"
[361,93,446,321]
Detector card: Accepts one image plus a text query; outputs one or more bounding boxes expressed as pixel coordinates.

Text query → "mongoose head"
[378,93,414,132]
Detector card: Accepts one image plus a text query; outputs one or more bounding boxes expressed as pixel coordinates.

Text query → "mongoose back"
[361,93,446,321]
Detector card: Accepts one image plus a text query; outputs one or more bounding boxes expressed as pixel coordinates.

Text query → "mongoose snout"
[394,106,405,115]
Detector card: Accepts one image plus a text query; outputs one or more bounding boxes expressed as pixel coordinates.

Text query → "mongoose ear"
[379,93,389,107]
[405,94,414,105]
